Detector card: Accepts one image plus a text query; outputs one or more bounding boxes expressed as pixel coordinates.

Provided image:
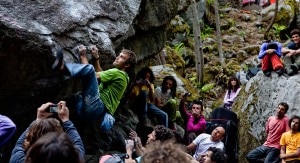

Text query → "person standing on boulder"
[246,102,290,163]
[258,41,284,77]
[52,45,137,131]
[282,29,300,76]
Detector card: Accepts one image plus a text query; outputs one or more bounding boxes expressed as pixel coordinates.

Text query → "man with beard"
[187,126,225,162]
[280,115,300,163]
[246,102,290,163]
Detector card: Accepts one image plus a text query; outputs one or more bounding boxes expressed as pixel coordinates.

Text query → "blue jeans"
[65,63,105,120]
[135,91,168,127]
[246,145,280,163]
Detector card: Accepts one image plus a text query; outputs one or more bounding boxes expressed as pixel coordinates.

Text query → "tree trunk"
[264,0,279,40]
[191,0,204,84]
[214,0,225,68]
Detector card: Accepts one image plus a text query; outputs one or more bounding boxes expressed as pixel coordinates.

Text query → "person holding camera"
[179,94,206,145]
[9,101,85,163]
[128,67,168,127]
[52,45,137,131]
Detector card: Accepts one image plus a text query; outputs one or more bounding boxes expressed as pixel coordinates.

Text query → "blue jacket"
[258,42,282,59]
[9,120,85,163]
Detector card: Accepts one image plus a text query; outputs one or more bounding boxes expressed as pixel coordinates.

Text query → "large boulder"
[234,71,300,162]
[261,0,294,27]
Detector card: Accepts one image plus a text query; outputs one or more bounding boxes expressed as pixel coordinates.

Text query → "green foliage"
[207,0,214,5]
[201,83,215,93]
[271,24,286,39]
[239,31,246,38]
[201,25,214,39]
[174,43,185,54]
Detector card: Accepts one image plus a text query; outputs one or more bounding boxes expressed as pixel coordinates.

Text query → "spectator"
[280,115,300,162]
[246,102,290,163]
[179,94,206,145]
[223,76,241,110]
[124,125,175,163]
[258,41,284,76]
[187,126,225,161]
[52,45,137,131]
[128,67,168,127]
[282,29,300,76]
[153,76,178,130]
[203,147,227,163]
[25,132,83,163]
[0,114,16,148]
[141,141,197,163]
[9,101,85,163]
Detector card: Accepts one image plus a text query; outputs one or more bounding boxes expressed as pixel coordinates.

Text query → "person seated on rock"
[179,94,206,145]
[202,147,227,163]
[279,115,300,163]
[25,132,83,163]
[140,140,198,163]
[9,101,85,163]
[282,29,300,76]
[187,126,225,162]
[246,102,290,163]
[0,114,16,148]
[52,45,137,131]
[153,76,181,130]
[124,125,175,163]
[223,76,241,110]
[258,41,284,76]
[128,67,168,127]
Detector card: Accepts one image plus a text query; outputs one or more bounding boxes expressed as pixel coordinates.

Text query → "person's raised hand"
[36,102,54,121]
[125,139,135,150]
[78,45,87,56]
[90,45,99,59]
[57,101,69,122]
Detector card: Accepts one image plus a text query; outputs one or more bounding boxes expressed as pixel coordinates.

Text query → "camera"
[137,79,148,85]
[184,92,191,97]
[49,104,58,113]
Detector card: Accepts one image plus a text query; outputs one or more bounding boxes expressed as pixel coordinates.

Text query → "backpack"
[246,67,260,80]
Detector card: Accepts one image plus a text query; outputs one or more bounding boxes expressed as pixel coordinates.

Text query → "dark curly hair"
[278,102,289,113]
[161,76,177,98]
[136,67,155,83]
[142,141,189,163]
[153,125,174,142]
[290,29,300,37]
[207,147,227,163]
[192,100,203,111]
[288,115,300,132]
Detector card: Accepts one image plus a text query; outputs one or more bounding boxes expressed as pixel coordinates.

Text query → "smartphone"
[49,104,58,113]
